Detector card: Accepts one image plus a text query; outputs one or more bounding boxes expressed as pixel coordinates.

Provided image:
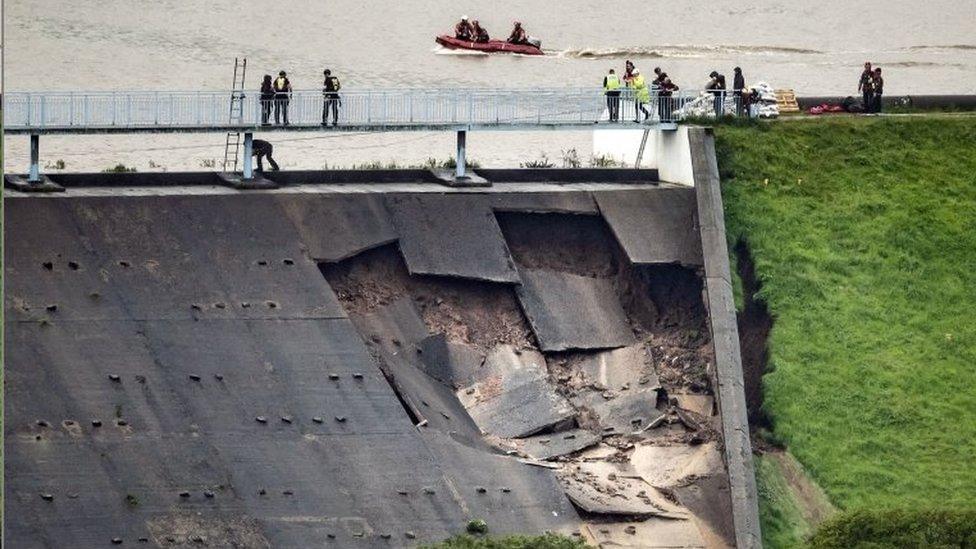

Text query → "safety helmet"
[461,15,468,20]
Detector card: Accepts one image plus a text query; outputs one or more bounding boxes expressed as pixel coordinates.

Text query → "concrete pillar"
[29,134,41,183]
[455,130,467,179]
[243,132,254,180]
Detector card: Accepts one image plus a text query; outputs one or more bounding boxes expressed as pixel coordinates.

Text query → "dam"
[3,127,760,548]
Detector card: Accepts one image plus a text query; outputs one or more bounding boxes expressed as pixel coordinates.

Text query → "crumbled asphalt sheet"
[595,188,704,266]
[557,462,690,519]
[515,269,635,352]
[573,388,664,436]
[456,345,576,438]
[514,429,602,460]
[575,344,661,392]
[386,194,520,283]
[276,193,398,263]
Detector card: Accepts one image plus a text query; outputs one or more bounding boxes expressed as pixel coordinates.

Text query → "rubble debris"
[575,344,660,392]
[557,462,689,519]
[630,443,724,489]
[573,388,664,435]
[584,518,707,548]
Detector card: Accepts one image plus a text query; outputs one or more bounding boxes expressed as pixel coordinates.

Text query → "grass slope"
[716,117,976,545]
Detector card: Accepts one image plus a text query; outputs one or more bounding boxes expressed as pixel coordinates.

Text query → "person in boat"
[472,20,490,43]
[508,21,528,44]
[455,16,473,40]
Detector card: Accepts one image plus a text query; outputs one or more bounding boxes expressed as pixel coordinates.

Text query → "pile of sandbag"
[748,82,780,118]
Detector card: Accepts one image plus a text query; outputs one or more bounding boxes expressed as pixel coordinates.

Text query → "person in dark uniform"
[252,139,279,171]
[657,76,678,121]
[321,69,342,127]
[260,75,274,126]
[455,16,473,40]
[706,71,727,116]
[652,67,669,120]
[603,68,621,121]
[273,70,292,126]
[858,62,873,112]
[733,67,746,115]
[472,20,489,43]
[508,21,528,44]
[872,67,884,113]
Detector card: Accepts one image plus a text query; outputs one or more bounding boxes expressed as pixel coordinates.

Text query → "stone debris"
[557,462,690,519]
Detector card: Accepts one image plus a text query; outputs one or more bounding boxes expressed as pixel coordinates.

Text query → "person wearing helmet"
[631,68,651,122]
[508,21,528,44]
[455,16,473,40]
[472,20,490,43]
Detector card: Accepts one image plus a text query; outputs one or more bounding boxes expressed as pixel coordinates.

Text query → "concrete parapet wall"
[592,127,695,186]
[688,126,763,548]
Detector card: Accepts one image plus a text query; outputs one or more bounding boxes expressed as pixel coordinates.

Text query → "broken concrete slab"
[673,393,715,417]
[596,188,703,266]
[386,194,520,283]
[276,194,398,263]
[575,388,664,435]
[558,462,689,519]
[516,429,602,461]
[516,269,634,352]
[584,518,706,548]
[418,333,486,388]
[576,344,660,392]
[630,443,725,489]
[457,345,575,438]
[349,296,429,352]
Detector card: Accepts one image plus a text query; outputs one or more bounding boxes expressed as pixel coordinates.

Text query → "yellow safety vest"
[633,75,650,103]
[604,74,620,91]
[274,77,288,91]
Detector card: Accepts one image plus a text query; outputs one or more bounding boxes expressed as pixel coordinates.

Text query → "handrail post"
[242,132,254,180]
[456,129,467,179]
[28,134,41,183]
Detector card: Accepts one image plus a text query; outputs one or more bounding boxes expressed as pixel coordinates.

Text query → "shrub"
[808,508,976,549]
[103,164,137,173]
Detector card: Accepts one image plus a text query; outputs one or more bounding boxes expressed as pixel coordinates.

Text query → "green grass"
[808,509,976,548]
[716,117,976,546]
[755,454,816,547]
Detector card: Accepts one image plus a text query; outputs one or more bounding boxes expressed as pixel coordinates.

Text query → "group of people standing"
[602,62,681,122]
[454,16,531,45]
[858,62,885,113]
[259,69,343,127]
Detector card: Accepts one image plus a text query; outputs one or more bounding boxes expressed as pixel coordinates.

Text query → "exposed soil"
[320,244,535,350]
[733,240,774,428]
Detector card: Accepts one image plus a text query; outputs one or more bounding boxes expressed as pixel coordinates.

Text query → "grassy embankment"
[716,117,976,547]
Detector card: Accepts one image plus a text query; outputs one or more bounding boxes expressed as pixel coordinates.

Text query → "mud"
[733,240,774,428]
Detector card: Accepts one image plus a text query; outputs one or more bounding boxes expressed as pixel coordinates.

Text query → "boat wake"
[556,44,824,59]
[432,45,489,56]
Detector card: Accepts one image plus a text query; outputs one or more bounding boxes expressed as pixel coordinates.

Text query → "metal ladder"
[634,128,650,168]
[222,58,247,172]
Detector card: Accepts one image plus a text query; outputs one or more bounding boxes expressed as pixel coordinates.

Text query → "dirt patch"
[496,212,619,278]
[321,244,535,350]
[733,240,773,428]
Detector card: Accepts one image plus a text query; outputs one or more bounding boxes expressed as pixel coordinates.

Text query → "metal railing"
[2,88,745,131]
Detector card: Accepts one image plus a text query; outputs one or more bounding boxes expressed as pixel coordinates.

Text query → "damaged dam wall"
[5,161,759,547]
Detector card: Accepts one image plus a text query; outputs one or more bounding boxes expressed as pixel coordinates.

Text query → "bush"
[424,533,590,549]
[102,164,137,173]
[466,519,489,535]
[808,509,976,549]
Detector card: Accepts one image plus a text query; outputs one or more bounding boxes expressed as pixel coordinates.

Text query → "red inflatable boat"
[435,35,544,55]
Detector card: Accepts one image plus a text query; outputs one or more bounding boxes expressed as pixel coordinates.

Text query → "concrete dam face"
[5,160,757,547]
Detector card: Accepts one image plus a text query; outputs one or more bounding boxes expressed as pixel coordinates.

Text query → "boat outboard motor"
[527,36,542,49]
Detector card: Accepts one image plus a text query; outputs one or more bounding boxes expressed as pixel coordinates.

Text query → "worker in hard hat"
[508,21,528,44]
[455,16,474,40]
[631,68,651,122]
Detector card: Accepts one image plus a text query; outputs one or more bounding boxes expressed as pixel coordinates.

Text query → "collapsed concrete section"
[5,163,758,548]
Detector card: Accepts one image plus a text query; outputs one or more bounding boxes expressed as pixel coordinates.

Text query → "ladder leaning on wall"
[222,58,247,173]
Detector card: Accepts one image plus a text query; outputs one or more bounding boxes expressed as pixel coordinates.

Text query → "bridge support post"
[242,132,254,180]
[29,134,41,183]
[455,130,466,179]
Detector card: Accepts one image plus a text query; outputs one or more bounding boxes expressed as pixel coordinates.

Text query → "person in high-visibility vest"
[272,70,293,126]
[632,68,651,122]
[603,68,622,122]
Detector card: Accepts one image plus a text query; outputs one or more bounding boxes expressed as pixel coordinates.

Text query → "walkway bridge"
[3,88,699,182]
